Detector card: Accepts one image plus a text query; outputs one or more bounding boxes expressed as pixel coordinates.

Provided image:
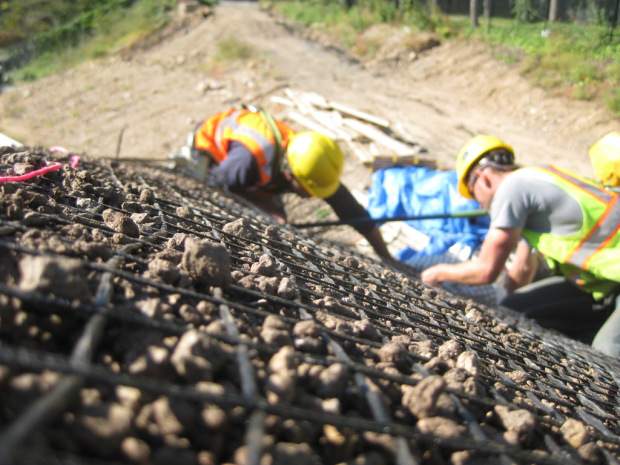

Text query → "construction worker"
[420,134,620,357]
[191,108,392,260]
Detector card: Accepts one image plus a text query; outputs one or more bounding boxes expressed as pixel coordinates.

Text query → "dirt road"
[1,1,618,176]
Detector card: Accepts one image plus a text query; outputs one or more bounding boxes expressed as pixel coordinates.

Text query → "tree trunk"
[609,0,619,42]
[548,0,558,22]
[483,0,491,20]
[470,0,479,27]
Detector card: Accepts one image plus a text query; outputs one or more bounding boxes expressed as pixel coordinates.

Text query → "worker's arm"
[324,184,392,260]
[364,225,392,260]
[209,142,260,192]
[505,239,538,293]
[420,227,522,287]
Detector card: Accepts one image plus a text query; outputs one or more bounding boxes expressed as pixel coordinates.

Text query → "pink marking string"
[0,154,81,184]
[49,146,70,154]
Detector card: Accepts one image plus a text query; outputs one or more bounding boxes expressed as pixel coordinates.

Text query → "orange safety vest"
[193,109,296,188]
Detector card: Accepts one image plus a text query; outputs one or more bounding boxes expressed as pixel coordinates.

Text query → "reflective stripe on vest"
[522,165,620,291]
[215,110,277,183]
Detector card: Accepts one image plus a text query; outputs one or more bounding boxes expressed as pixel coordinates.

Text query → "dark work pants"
[499,276,612,346]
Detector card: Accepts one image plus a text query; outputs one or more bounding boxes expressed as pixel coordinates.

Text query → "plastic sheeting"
[367,166,499,305]
[367,166,490,261]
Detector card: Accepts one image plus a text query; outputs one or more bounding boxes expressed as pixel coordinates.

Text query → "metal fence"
[1,147,620,464]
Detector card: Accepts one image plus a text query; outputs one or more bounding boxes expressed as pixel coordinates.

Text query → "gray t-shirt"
[490,167,583,237]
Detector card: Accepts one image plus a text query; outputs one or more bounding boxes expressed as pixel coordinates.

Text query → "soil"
[1,0,619,178]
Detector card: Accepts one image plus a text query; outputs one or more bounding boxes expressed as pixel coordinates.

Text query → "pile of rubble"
[0,146,619,465]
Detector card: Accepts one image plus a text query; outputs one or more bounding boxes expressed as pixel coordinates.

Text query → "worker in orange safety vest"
[190,108,392,260]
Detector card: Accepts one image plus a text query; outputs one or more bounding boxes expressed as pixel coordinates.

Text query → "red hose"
[0,154,80,185]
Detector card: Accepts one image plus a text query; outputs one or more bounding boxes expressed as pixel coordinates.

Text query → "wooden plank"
[372,155,439,172]
[344,139,374,164]
[270,95,295,107]
[300,90,390,128]
[308,110,355,141]
[287,111,338,140]
[328,101,391,128]
[284,88,312,114]
[342,118,418,155]
[300,91,330,109]
[390,121,422,146]
[0,132,22,147]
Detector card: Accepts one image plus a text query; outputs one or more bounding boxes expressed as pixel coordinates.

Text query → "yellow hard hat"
[589,131,620,187]
[456,135,514,199]
[286,131,343,198]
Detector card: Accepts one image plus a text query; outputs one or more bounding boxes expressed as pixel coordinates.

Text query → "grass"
[452,15,620,112]
[215,36,258,62]
[196,36,262,77]
[8,0,177,82]
[269,2,620,116]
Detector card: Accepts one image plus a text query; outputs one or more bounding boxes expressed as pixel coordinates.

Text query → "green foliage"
[216,37,257,62]
[511,0,539,23]
[271,0,451,36]
[461,17,620,115]
[606,87,620,115]
[3,0,178,81]
[402,5,443,33]
[0,0,137,47]
[362,0,398,23]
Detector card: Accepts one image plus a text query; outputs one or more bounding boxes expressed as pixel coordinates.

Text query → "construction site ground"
[1,1,619,177]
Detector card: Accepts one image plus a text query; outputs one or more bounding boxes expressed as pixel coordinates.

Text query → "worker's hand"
[272,213,286,225]
[420,265,445,287]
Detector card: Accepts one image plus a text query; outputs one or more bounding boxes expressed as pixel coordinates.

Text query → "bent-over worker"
[420,134,620,357]
[191,108,392,260]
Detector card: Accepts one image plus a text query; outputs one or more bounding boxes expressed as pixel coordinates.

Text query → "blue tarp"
[366,166,490,261]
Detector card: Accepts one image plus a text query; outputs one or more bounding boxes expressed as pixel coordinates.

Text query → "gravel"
[1,146,620,465]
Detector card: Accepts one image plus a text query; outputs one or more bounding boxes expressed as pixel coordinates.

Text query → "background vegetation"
[268,0,620,115]
[1,0,619,115]
[0,0,184,79]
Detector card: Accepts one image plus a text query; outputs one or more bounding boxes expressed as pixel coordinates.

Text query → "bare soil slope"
[1,0,619,176]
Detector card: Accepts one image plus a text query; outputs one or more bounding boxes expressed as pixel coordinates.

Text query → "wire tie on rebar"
[602,448,620,465]
[525,391,565,422]
[543,434,583,465]
[575,408,617,441]
[576,393,611,418]
[323,333,421,464]
[213,286,266,465]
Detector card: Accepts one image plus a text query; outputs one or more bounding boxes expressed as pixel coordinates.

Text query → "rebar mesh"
[1,147,620,465]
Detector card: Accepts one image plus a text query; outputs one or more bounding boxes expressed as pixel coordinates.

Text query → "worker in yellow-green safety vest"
[420,133,620,357]
[190,108,392,260]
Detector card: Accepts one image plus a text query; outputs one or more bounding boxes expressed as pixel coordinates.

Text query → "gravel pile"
[1,146,620,465]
